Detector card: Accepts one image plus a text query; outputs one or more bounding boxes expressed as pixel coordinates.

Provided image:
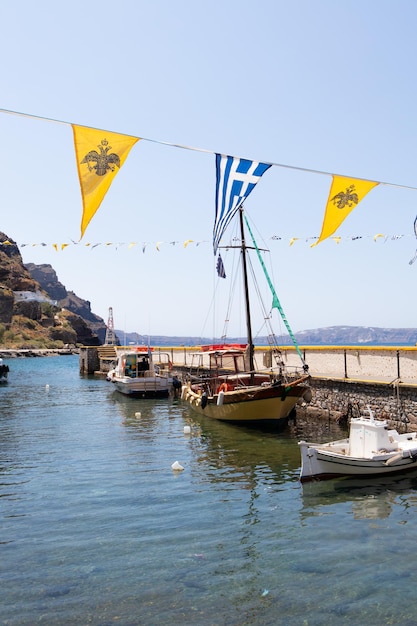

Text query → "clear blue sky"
[1,0,416,338]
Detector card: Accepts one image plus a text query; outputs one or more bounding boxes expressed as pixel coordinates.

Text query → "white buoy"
[135,412,141,419]
[171,461,184,471]
[183,425,191,435]
[45,384,50,392]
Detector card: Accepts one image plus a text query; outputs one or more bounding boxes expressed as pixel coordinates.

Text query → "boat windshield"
[121,353,150,377]
[210,351,246,374]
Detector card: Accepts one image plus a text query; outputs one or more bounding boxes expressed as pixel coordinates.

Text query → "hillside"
[0,232,106,349]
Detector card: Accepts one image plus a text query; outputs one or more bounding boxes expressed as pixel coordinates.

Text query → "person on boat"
[172,376,182,398]
[138,357,149,376]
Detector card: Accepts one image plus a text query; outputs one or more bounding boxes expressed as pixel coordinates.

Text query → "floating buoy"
[135,412,141,419]
[183,425,191,435]
[171,461,184,471]
[45,384,50,391]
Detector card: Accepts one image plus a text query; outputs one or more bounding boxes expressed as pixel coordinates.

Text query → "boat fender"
[217,390,225,406]
[385,452,403,466]
[201,392,208,409]
[303,388,313,403]
[181,385,188,400]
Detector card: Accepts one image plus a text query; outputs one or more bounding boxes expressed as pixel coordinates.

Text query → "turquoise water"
[2,356,417,625]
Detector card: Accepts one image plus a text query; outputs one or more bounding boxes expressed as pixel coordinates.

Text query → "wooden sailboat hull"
[182,377,310,423]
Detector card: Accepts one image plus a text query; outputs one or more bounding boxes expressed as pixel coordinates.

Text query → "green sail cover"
[244,215,305,366]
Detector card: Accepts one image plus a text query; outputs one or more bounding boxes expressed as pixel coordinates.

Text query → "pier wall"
[276,346,417,385]
[305,378,417,429]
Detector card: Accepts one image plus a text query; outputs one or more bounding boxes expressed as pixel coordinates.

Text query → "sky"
[1,0,417,339]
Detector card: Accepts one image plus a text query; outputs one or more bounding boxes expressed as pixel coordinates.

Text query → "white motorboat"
[107,348,174,398]
[299,407,417,482]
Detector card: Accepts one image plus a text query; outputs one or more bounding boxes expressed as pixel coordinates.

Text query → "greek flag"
[216,253,226,278]
[213,154,271,253]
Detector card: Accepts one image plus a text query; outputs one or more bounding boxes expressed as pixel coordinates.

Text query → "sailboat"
[181,206,311,425]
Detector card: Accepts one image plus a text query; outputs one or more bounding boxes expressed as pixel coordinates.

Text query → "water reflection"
[182,411,302,487]
[300,470,417,520]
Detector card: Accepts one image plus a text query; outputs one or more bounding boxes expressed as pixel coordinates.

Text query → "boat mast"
[239,207,255,377]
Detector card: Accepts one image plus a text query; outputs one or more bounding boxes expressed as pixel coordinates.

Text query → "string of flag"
[1,107,417,257]
[0,233,414,252]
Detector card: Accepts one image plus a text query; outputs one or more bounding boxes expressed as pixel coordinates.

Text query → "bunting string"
[1,107,417,191]
[1,107,417,249]
[0,234,414,252]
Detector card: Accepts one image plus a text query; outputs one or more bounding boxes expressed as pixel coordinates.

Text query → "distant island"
[114,326,417,347]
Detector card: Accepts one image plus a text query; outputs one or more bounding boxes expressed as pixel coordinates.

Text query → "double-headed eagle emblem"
[81,139,120,176]
[331,184,359,209]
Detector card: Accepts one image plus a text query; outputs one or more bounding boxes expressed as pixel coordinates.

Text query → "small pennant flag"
[213,154,271,253]
[312,175,378,247]
[73,125,139,239]
[216,253,226,278]
[409,216,417,265]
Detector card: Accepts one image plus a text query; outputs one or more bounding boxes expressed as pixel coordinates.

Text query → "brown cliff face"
[25,264,107,343]
[25,263,67,301]
[0,232,105,348]
[0,233,39,327]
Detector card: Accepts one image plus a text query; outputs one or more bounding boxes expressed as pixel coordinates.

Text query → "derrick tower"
[104,307,116,345]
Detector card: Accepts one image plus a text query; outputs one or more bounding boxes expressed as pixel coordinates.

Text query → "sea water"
[1,355,417,625]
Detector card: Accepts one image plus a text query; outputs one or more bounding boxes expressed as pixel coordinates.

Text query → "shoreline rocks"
[0,349,79,358]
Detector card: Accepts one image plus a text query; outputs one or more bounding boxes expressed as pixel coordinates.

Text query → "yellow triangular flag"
[73,125,140,239]
[312,176,378,247]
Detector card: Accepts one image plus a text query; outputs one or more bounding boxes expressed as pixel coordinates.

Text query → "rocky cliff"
[0,232,106,348]
[25,263,107,343]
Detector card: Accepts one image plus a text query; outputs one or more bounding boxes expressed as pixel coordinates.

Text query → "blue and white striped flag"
[213,154,271,253]
[216,253,226,278]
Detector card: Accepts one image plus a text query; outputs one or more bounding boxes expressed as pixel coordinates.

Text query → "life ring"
[217,382,231,393]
